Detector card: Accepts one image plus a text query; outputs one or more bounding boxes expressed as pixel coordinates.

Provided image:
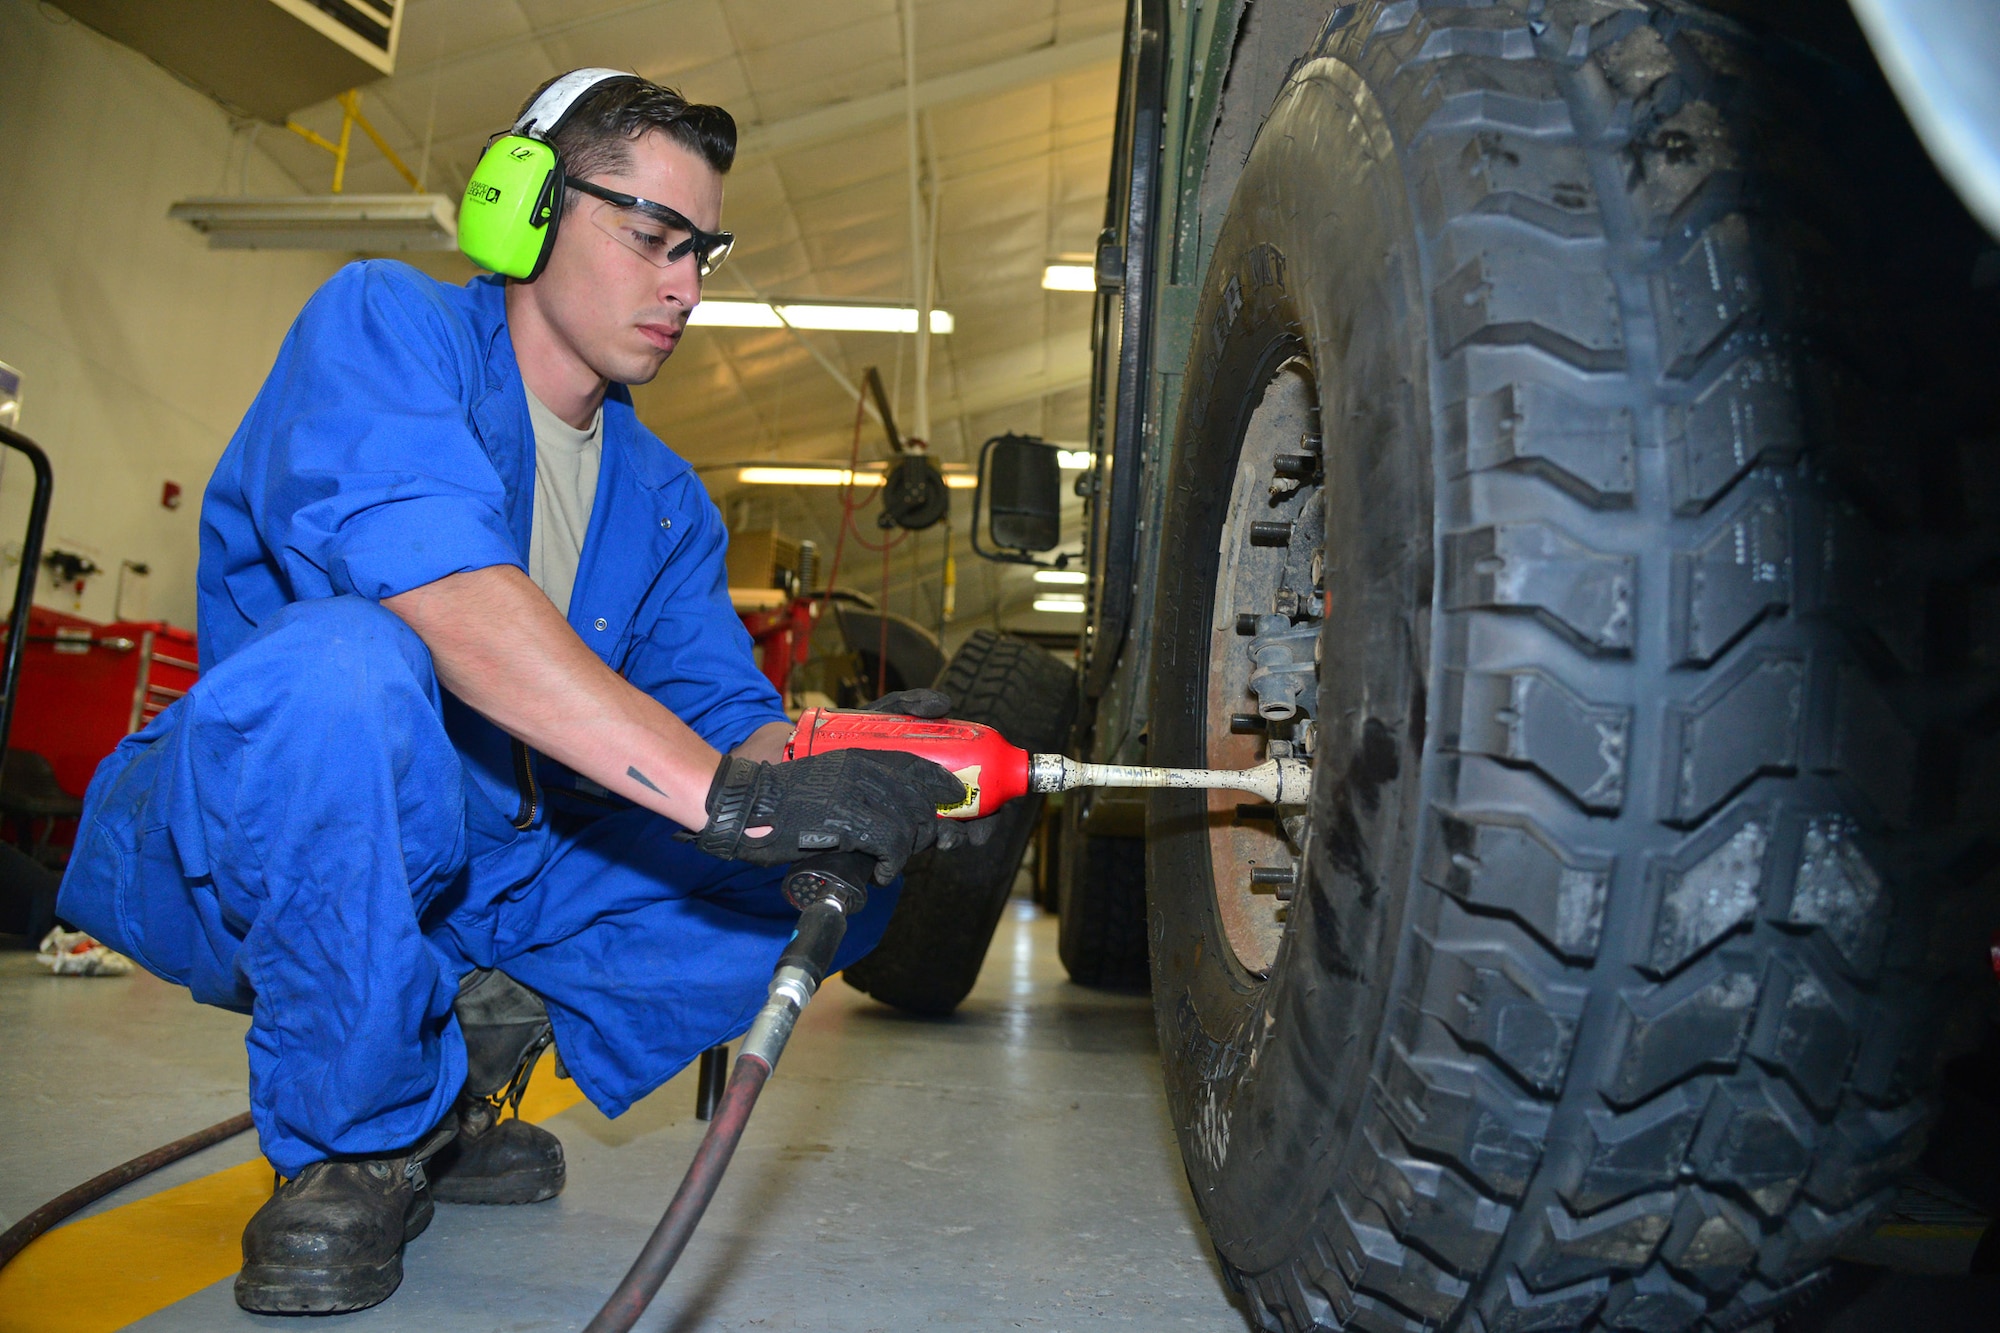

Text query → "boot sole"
[431,1167,564,1205]
[234,1196,430,1313]
[236,1253,401,1315]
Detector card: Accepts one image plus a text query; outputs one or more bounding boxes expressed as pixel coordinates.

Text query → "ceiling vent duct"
[51,0,401,122]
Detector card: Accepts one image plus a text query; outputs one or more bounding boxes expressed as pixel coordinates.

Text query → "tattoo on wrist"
[627,766,665,796]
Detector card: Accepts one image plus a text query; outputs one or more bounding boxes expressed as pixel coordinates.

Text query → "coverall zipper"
[510,739,542,830]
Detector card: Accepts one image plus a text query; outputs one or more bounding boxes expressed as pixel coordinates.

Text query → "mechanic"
[56,71,978,1315]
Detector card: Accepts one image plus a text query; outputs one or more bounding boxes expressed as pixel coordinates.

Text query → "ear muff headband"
[459,68,637,280]
[514,67,633,138]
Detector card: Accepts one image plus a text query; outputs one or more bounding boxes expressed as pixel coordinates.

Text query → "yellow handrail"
[329,103,355,193]
[283,120,340,155]
[339,90,420,190]
[283,89,421,194]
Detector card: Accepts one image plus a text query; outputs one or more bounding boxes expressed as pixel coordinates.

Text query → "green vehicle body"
[1072,0,1250,800]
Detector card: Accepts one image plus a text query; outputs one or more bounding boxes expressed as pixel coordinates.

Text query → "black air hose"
[0,1111,254,1271]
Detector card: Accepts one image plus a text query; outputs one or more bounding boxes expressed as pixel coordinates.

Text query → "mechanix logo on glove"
[695,750,969,883]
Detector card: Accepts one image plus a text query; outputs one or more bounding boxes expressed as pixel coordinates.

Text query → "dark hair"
[518,75,737,211]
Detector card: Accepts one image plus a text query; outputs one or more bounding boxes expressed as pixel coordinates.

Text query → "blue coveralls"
[57,261,898,1175]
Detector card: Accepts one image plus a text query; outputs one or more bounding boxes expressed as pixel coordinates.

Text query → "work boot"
[428,968,566,1205]
[235,1125,454,1314]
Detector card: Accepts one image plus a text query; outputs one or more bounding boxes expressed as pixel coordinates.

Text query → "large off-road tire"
[842,630,1077,1015]
[830,605,946,707]
[1032,802,1063,912]
[1057,800,1150,989]
[1144,5,2000,1331]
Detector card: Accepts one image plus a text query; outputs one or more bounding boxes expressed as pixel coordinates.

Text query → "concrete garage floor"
[10,892,2000,1333]
[1,895,1246,1333]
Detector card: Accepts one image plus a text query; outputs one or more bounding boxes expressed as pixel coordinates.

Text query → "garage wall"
[0,0,343,629]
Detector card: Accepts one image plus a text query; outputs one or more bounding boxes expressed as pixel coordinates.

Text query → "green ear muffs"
[460,69,639,280]
[460,134,564,280]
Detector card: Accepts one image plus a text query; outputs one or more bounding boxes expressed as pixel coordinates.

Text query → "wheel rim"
[1204,355,1321,977]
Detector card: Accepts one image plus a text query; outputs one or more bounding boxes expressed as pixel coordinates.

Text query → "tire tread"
[1174,3,2000,1330]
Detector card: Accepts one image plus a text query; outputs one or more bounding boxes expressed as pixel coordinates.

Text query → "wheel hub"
[1204,356,1321,976]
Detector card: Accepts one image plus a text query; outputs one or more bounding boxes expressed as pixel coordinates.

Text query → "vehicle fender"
[1850,0,2000,238]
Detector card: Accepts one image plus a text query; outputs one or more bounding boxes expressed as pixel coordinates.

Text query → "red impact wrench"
[784,705,1312,812]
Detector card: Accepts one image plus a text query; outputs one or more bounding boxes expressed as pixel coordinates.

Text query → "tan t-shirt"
[523,388,603,619]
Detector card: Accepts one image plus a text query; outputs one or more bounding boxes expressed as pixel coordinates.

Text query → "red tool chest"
[4,606,199,799]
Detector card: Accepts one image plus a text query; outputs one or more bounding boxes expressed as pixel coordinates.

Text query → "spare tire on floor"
[841,630,1078,1015]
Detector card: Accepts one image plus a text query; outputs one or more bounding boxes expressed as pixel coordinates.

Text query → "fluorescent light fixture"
[1033,596,1088,613]
[784,304,954,334]
[1057,450,1090,469]
[1034,569,1088,584]
[737,465,976,489]
[692,300,953,334]
[168,195,458,250]
[1042,264,1095,292]
[737,467,875,486]
[692,303,784,328]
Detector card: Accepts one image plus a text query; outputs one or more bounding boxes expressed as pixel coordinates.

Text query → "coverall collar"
[466,275,691,495]
[462,276,695,660]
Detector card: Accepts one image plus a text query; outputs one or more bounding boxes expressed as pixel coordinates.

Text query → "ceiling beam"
[938,364,1091,421]
[410,0,678,79]
[737,32,1122,159]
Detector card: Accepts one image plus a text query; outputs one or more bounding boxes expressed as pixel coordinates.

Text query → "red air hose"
[820,386,909,701]
[582,852,870,1332]
[580,1057,772,1333]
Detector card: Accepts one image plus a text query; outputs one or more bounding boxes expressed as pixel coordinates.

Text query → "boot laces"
[486,1025,554,1122]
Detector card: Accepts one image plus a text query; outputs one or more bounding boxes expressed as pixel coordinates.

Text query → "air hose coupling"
[739,956,828,1073]
[739,850,874,1072]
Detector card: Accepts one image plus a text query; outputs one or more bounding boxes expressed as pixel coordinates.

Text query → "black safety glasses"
[565,176,735,277]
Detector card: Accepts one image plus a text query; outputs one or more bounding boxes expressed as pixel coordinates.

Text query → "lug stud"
[1235,612,1260,636]
[1249,521,1293,547]
[1229,713,1266,734]
[1273,454,1317,480]
[1250,865,1298,901]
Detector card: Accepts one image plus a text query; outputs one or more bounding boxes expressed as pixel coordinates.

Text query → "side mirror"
[973,433,1062,562]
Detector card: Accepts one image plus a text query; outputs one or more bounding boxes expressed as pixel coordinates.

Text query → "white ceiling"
[264,0,1122,640]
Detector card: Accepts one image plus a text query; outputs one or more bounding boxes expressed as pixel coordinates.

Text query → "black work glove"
[856,687,1003,852]
[861,688,952,717]
[932,814,998,852]
[695,749,968,884]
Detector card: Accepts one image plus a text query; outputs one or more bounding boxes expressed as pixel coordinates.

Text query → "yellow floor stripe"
[0,1053,584,1333]
[515,1051,589,1123]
